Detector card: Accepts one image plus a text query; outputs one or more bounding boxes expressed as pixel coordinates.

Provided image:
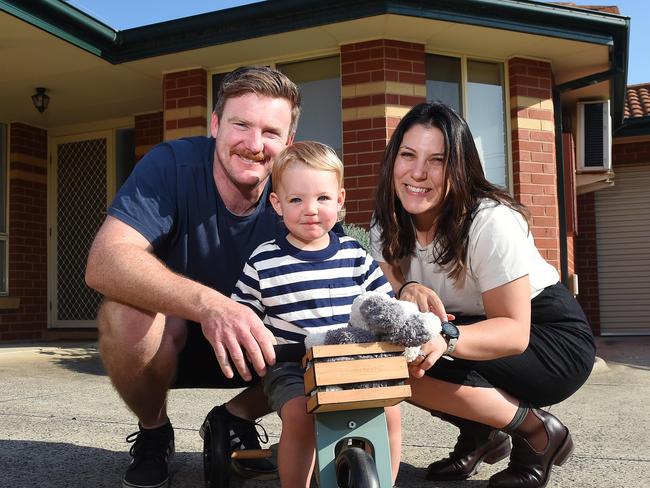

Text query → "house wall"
[0,48,574,341]
[135,112,164,162]
[613,138,650,163]
[0,123,48,341]
[163,68,208,141]
[575,192,600,334]
[341,40,426,225]
[508,58,560,273]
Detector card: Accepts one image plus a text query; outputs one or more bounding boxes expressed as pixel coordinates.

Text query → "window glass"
[278,56,342,155]
[467,60,508,189]
[426,54,462,112]
[426,56,509,190]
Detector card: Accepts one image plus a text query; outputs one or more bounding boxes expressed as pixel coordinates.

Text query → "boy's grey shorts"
[262,362,306,414]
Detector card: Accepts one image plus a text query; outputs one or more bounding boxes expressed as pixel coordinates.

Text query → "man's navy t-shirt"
[108,136,281,298]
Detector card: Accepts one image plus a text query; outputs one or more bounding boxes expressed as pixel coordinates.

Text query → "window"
[0,123,7,294]
[211,56,342,156]
[427,54,509,189]
[277,56,342,155]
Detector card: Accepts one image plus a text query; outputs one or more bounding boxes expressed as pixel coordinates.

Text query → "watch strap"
[445,337,458,355]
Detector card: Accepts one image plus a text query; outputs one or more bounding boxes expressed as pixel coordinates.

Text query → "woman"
[371,102,595,488]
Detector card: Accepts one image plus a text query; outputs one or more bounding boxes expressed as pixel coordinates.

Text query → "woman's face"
[393,124,446,228]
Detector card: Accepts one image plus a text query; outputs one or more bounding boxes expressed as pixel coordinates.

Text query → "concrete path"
[1,337,649,487]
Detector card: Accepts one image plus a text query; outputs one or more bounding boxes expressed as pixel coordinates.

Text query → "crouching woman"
[370,101,596,488]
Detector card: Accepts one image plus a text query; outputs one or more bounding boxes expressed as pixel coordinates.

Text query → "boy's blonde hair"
[272,141,344,191]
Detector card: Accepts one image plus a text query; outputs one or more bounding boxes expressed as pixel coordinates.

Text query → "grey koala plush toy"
[304,291,442,362]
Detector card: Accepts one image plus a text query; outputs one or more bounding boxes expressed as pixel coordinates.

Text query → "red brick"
[343,119,373,131]
[530,131,555,142]
[177,96,207,108]
[531,173,556,185]
[530,152,554,163]
[398,72,425,84]
[528,108,554,121]
[342,73,372,85]
[357,59,385,72]
[177,117,206,129]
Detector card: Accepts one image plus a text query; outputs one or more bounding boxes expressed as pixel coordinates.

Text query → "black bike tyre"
[335,446,380,488]
[202,417,231,488]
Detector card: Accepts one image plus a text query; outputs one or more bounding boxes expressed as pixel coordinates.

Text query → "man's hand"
[201,299,277,381]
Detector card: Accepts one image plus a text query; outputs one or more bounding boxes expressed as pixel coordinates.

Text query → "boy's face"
[270,162,345,250]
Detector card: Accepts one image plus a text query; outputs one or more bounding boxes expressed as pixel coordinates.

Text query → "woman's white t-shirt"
[370,200,559,316]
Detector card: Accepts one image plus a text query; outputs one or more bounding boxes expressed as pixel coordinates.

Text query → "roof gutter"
[0,1,629,75]
[614,116,650,138]
[0,0,117,57]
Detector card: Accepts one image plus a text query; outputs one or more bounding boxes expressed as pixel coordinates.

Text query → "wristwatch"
[440,321,460,355]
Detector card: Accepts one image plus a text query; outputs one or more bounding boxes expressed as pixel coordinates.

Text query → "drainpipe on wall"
[553,68,622,287]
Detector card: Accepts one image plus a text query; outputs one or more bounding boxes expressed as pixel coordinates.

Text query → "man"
[85,66,301,488]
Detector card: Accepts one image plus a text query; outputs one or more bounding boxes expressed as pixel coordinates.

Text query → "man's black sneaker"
[200,405,278,480]
[123,421,175,488]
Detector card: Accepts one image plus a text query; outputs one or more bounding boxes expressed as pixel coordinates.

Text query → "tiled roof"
[551,3,621,14]
[625,84,650,119]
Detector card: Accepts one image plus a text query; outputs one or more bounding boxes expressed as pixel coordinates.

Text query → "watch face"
[441,321,459,339]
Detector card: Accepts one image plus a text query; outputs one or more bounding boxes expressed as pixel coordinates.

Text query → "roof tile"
[625,84,650,119]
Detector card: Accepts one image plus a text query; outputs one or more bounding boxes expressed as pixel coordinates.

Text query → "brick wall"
[508,58,560,273]
[341,40,426,226]
[613,137,650,163]
[575,192,600,334]
[163,68,208,141]
[0,123,48,341]
[135,111,163,162]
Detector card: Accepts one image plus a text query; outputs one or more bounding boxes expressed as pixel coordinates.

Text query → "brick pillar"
[135,111,163,162]
[0,123,48,341]
[508,58,560,272]
[575,192,600,334]
[341,40,426,226]
[163,68,208,141]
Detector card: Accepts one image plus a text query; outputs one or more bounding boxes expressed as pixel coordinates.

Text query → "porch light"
[32,87,50,114]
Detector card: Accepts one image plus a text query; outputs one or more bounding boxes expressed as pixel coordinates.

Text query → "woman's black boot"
[488,408,574,488]
[426,413,512,481]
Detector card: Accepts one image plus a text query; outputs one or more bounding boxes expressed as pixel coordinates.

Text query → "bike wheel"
[202,417,231,488]
[335,446,380,488]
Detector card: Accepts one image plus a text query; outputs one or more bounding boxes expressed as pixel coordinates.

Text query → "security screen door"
[50,132,112,328]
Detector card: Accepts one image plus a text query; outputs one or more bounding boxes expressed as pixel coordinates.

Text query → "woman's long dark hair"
[374,102,528,282]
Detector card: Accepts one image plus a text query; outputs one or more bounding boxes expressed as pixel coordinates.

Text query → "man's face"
[211,93,294,193]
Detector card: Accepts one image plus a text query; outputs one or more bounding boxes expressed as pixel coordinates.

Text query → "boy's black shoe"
[200,404,278,480]
[123,421,175,488]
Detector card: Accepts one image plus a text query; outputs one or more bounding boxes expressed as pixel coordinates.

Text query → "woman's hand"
[399,283,454,322]
[407,334,447,378]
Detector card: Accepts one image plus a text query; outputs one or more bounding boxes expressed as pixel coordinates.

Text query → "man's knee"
[97,300,186,352]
